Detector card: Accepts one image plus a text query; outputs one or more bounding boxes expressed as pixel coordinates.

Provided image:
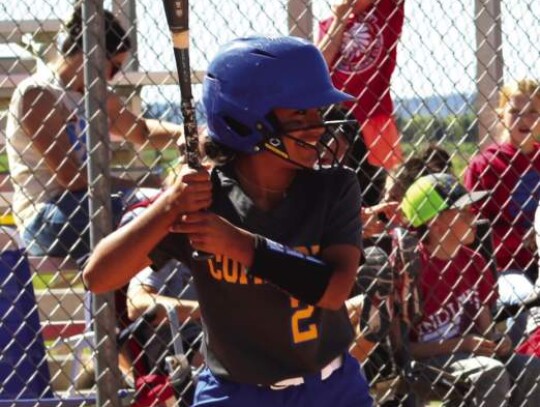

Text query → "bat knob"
[192,250,214,261]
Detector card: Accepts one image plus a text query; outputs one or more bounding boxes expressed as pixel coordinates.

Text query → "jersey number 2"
[290,298,318,344]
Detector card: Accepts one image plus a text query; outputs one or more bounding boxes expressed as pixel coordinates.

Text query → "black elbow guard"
[248,235,333,305]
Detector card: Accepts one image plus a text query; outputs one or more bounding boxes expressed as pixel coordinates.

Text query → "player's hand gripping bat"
[162,0,212,260]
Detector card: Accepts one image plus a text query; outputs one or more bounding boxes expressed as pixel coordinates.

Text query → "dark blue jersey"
[150,164,362,385]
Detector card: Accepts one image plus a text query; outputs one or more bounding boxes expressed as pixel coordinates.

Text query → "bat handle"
[192,250,214,261]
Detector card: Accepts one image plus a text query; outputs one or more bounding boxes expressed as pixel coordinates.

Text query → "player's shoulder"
[298,167,360,206]
[309,165,359,186]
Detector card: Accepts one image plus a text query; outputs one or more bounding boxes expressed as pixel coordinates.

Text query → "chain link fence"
[0,0,539,405]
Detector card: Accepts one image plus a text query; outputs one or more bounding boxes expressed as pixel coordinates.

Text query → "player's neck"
[234,156,295,210]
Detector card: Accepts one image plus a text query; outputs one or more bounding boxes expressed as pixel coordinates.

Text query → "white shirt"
[6,68,87,227]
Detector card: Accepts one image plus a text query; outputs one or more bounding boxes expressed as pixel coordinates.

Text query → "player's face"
[502,93,540,149]
[273,108,326,168]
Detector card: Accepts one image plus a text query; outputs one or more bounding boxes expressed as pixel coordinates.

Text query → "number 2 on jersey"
[290,298,318,343]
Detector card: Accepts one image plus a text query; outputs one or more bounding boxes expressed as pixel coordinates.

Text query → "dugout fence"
[0,0,538,406]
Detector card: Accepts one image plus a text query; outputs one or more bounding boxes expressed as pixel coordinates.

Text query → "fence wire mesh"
[0,0,539,406]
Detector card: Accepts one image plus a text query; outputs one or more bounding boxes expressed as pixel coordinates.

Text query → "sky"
[1,0,538,104]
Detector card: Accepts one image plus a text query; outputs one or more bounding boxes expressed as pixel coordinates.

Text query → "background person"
[6,4,182,262]
[401,173,540,407]
[318,0,406,201]
[464,79,540,345]
[464,79,540,281]
[361,144,455,239]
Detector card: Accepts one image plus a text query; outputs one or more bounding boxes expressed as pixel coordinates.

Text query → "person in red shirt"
[464,79,540,280]
[400,173,540,406]
[318,0,405,173]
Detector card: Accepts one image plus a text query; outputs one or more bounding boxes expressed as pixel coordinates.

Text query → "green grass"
[32,272,81,290]
[0,154,9,173]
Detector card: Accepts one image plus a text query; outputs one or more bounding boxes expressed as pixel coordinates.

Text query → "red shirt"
[464,142,540,272]
[410,244,496,343]
[318,0,405,123]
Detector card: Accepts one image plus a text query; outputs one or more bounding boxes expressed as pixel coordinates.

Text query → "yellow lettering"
[290,298,318,344]
[208,256,222,280]
[239,266,248,285]
[253,276,264,285]
[223,257,239,283]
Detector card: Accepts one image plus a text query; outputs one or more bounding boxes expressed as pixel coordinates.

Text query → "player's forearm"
[247,237,359,310]
[52,160,88,191]
[317,247,359,310]
[127,291,200,323]
[142,118,182,149]
[474,306,495,336]
[346,294,365,325]
[110,104,179,149]
[83,191,182,293]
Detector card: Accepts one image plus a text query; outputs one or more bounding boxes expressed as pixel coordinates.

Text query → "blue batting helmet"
[202,36,354,153]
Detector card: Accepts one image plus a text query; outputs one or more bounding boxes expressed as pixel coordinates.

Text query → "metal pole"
[82,1,121,405]
[475,0,504,149]
[287,0,313,41]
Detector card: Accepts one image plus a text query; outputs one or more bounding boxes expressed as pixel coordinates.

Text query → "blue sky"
[1,0,538,102]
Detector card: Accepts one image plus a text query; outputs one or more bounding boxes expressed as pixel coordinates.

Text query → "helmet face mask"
[202,36,354,158]
[318,119,358,168]
[258,113,357,170]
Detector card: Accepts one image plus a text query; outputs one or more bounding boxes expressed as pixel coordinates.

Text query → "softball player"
[84,36,372,407]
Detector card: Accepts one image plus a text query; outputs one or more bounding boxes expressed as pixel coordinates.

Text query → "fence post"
[287,0,313,41]
[475,0,504,149]
[82,1,122,406]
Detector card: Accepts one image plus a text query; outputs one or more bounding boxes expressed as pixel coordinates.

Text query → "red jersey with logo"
[410,244,496,343]
[318,0,404,169]
[464,142,540,272]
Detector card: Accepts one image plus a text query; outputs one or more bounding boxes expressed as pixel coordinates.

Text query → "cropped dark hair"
[385,144,453,203]
[202,137,236,167]
[421,143,453,174]
[60,4,131,59]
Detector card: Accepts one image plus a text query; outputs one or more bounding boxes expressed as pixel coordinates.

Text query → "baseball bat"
[162,0,213,261]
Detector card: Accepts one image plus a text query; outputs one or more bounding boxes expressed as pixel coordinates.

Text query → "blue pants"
[192,353,373,407]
